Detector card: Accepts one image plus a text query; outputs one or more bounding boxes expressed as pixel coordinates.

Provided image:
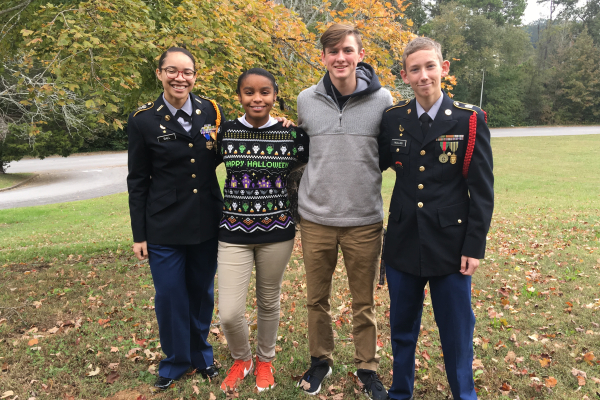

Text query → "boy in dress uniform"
[378,37,494,400]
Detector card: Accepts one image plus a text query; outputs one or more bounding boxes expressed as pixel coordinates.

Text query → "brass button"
[396,148,399,152]
[418,184,424,190]
[192,174,196,178]
[418,202,423,208]
[419,166,425,172]
[458,219,462,224]
[189,143,193,148]
[165,115,171,121]
[191,159,195,163]
[196,109,201,115]
[420,150,426,156]
[193,189,198,194]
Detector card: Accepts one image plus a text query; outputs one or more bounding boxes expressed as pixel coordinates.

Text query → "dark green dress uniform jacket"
[127,93,224,245]
[378,92,494,277]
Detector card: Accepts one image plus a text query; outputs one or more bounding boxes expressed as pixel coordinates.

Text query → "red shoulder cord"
[462,111,477,178]
[483,110,487,123]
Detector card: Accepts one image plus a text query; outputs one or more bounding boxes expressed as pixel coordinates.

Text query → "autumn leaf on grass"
[106,371,119,384]
[504,351,516,363]
[539,357,551,368]
[583,352,595,365]
[1,391,14,399]
[192,385,199,395]
[110,346,119,353]
[421,350,431,361]
[572,368,587,386]
[98,318,110,326]
[545,377,558,388]
[208,393,217,400]
[86,366,101,376]
[499,382,512,395]
[28,338,39,346]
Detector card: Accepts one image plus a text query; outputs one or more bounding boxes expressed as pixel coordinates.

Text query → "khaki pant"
[301,219,383,370]
[217,239,294,362]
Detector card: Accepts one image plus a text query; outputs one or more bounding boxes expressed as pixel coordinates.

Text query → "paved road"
[1,126,599,209]
[490,125,600,137]
[0,152,127,210]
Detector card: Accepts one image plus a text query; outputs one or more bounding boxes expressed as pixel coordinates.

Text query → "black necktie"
[420,113,431,138]
[175,109,191,124]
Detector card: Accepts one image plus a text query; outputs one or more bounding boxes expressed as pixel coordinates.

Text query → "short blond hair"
[320,23,363,52]
[402,37,443,71]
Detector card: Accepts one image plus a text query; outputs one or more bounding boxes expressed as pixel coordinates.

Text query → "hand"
[133,241,148,261]
[460,256,479,276]
[275,116,296,128]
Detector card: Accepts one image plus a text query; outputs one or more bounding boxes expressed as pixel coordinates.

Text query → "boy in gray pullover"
[296,23,393,400]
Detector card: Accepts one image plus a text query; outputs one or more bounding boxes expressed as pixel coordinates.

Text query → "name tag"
[157,133,176,143]
[392,139,407,147]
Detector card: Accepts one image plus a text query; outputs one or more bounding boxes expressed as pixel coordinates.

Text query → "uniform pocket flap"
[438,201,469,228]
[389,200,402,222]
[148,188,177,216]
[390,139,409,154]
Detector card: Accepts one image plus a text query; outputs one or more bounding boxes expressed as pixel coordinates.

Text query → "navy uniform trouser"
[386,265,477,400]
[147,238,218,380]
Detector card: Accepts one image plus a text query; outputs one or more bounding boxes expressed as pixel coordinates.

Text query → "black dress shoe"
[154,376,176,390]
[197,364,220,379]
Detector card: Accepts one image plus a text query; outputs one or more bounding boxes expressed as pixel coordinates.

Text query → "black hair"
[158,46,195,70]
[236,68,279,95]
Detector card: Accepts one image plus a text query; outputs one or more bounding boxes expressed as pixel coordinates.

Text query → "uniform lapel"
[191,94,208,139]
[423,93,458,146]
[398,100,423,144]
[154,95,188,137]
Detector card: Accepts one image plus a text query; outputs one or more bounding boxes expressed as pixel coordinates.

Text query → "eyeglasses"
[160,67,196,79]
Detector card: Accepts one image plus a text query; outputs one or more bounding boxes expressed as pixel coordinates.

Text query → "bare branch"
[0,0,32,17]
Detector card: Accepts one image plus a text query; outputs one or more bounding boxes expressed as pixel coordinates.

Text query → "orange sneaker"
[220,359,253,393]
[254,358,276,392]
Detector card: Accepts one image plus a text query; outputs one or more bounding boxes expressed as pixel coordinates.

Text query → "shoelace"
[255,361,273,376]
[360,371,384,390]
[305,361,328,380]
[223,361,248,383]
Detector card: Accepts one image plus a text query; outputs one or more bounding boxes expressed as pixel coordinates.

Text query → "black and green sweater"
[217,119,309,244]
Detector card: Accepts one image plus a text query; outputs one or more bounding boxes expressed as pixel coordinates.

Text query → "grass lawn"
[0,173,34,190]
[1,135,599,399]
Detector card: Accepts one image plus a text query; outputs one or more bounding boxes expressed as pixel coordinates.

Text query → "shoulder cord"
[462,111,477,179]
[208,99,221,141]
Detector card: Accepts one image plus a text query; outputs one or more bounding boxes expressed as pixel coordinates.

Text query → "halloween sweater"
[217,119,309,244]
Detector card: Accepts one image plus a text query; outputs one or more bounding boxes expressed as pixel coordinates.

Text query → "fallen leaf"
[208,392,217,400]
[539,357,551,368]
[108,363,119,370]
[577,376,586,386]
[86,366,100,376]
[28,338,39,346]
[505,351,516,363]
[545,377,557,388]
[192,385,199,394]
[499,382,512,395]
[106,371,119,384]
[1,391,14,399]
[572,368,587,378]
[110,347,119,353]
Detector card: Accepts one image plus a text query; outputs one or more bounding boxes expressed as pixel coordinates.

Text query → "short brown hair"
[320,23,363,52]
[402,37,443,71]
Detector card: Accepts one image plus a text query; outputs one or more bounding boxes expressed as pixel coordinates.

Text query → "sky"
[522,0,588,24]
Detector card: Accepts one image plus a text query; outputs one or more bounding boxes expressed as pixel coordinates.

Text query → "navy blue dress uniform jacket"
[378,92,494,277]
[127,93,224,245]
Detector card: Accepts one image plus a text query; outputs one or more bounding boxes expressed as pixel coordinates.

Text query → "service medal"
[206,141,214,150]
[448,142,459,165]
[439,153,449,163]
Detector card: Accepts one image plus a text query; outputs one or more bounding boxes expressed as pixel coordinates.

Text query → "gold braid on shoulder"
[208,99,221,141]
